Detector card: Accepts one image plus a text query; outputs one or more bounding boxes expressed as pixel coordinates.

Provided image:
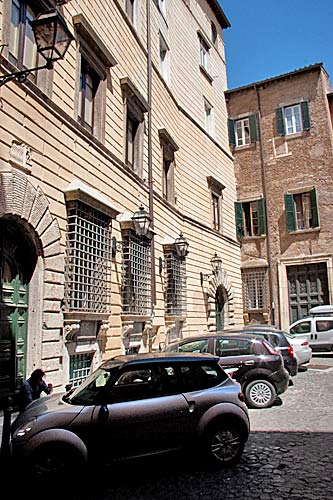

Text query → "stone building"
[225,63,333,329]
[0,0,242,397]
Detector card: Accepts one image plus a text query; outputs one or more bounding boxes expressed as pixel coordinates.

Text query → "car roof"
[167,331,267,346]
[308,305,333,316]
[101,351,219,369]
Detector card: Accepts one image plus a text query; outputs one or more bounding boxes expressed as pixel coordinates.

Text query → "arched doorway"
[0,219,37,398]
[215,285,227,331]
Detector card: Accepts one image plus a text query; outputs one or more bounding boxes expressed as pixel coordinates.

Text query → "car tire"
[203,422,245,466]
[30,442,85,479]
[245,379,276,409]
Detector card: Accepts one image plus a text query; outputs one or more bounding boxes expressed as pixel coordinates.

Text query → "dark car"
[11,353,250,477]
[231,328,298,376]
[164,333,290,409]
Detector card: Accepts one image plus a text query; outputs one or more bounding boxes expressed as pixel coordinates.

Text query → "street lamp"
[200,252,222,286]
[0,10,73,87]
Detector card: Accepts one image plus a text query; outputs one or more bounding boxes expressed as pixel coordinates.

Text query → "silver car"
[11,353,250,477]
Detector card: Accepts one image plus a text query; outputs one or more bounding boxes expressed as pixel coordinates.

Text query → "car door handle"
[243,360,255,366]
[98,405,109,421]
[188,401,196,413]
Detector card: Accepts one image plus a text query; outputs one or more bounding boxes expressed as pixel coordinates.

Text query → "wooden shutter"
[257,198,267,235]
[301,101,311,131]
[249,114,259,142]
[235,202,244,239]
[228,119,236,147]
[276,107,285,136]
[310,188,319,227]
[284,194,296,232]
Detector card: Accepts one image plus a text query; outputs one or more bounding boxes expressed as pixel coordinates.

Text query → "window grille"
[242,268,267,310]
[69,353,94,387]
[165,251,187,316]
[122,231,151,315]
[64,201,112,312]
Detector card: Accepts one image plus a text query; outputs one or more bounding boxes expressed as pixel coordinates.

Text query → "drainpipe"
[146,0,156,312]
[254,85,275,325]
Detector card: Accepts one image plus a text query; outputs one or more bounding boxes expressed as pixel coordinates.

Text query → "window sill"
[289,227,321,235]
[234,142,257,151]
[240,234,266,241]
[284,130,309,140]
[199,64,213,83]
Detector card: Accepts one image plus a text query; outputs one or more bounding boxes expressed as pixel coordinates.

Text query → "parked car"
[240,327,298,376]
[288,314,333,352]
[164,333,290,409]
[283,332,312,367]
[11,353,250,476]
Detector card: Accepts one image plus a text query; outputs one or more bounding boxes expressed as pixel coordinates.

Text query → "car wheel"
[31,443,85,479]
[245,379,276,409]
[204,422,245,466]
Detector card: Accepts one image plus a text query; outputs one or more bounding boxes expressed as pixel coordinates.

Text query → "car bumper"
[270,367,290,395]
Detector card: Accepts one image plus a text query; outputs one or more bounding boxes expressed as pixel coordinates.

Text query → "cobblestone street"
[3,354,333,500]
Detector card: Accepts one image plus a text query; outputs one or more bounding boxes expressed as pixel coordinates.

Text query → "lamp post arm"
[0,61,53,87]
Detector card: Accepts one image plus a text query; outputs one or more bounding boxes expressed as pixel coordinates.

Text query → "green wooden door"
[0,232,29,398]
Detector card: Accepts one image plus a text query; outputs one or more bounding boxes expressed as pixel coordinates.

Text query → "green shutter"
[257,198,267,235]
[276,107,285,136]
[285,194,296,232]
[249,114,259,142]
[228,119,236,147]
[301,101,311,131]
[235,201,244,239]
[309,187,319,227]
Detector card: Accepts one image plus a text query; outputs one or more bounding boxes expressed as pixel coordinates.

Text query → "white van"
[288,309,333,352]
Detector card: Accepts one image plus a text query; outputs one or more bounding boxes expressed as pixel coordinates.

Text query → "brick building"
[0,0,243,397]
[225,63,333,329]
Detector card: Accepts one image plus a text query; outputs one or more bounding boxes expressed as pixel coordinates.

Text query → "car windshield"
[64,367,119,406]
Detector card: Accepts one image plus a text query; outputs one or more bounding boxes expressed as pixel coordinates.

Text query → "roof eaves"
[206,0,231,29]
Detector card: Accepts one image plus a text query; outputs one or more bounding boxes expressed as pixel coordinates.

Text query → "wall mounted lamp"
[158,233,189,274]
[0,10,74,87]
[112,205,152,258]
[200,252,222,286]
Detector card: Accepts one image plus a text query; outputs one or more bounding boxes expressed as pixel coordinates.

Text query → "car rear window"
[180,363,227,392]
[216,338,253,357]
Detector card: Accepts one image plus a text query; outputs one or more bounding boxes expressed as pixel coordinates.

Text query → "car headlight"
[15,418,36,437]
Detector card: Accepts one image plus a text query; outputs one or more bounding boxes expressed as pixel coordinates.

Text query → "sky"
[220,0,333,90]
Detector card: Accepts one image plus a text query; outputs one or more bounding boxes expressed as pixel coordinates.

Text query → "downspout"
[146,0,156,311]
[254,84,275,325]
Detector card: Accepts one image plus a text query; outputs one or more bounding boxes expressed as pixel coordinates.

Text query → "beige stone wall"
[226,66,333,328]
[0,0,242,388]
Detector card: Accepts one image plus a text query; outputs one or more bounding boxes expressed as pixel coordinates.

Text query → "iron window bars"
[64,201,112,312]
[165,251,187,316]
[122,231,151,315]
[242,268,267,311]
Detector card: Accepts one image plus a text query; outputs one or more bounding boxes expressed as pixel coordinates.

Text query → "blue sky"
[221,0,333,89]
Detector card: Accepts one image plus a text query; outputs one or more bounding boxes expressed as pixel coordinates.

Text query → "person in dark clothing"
[19,368,53,412]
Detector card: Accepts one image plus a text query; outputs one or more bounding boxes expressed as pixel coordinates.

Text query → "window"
[159,128,178,204]
[284,189,319,232]
[207,176,224,233]
[73,15,117,141]
[69,353,94,387]
[316,320,333,332]
[211,22,217,46]
[121,77,148,177]
[180,363,226,392]
[64,201,112,312]
[125,0,135,24]
[159,33,169,81]
[171,339,209,353]
[154,0,166,16]
[276,101,311,136]
[122,230,151,315]
[9,0,37,70]
[235,198,266,238]
[165,250,187,316]
[199,36,209,71]
[78,57,100,133]
[242,268,268,311]
[204,99,213,134]
[228,115,258,147]
[290,321,311,335]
